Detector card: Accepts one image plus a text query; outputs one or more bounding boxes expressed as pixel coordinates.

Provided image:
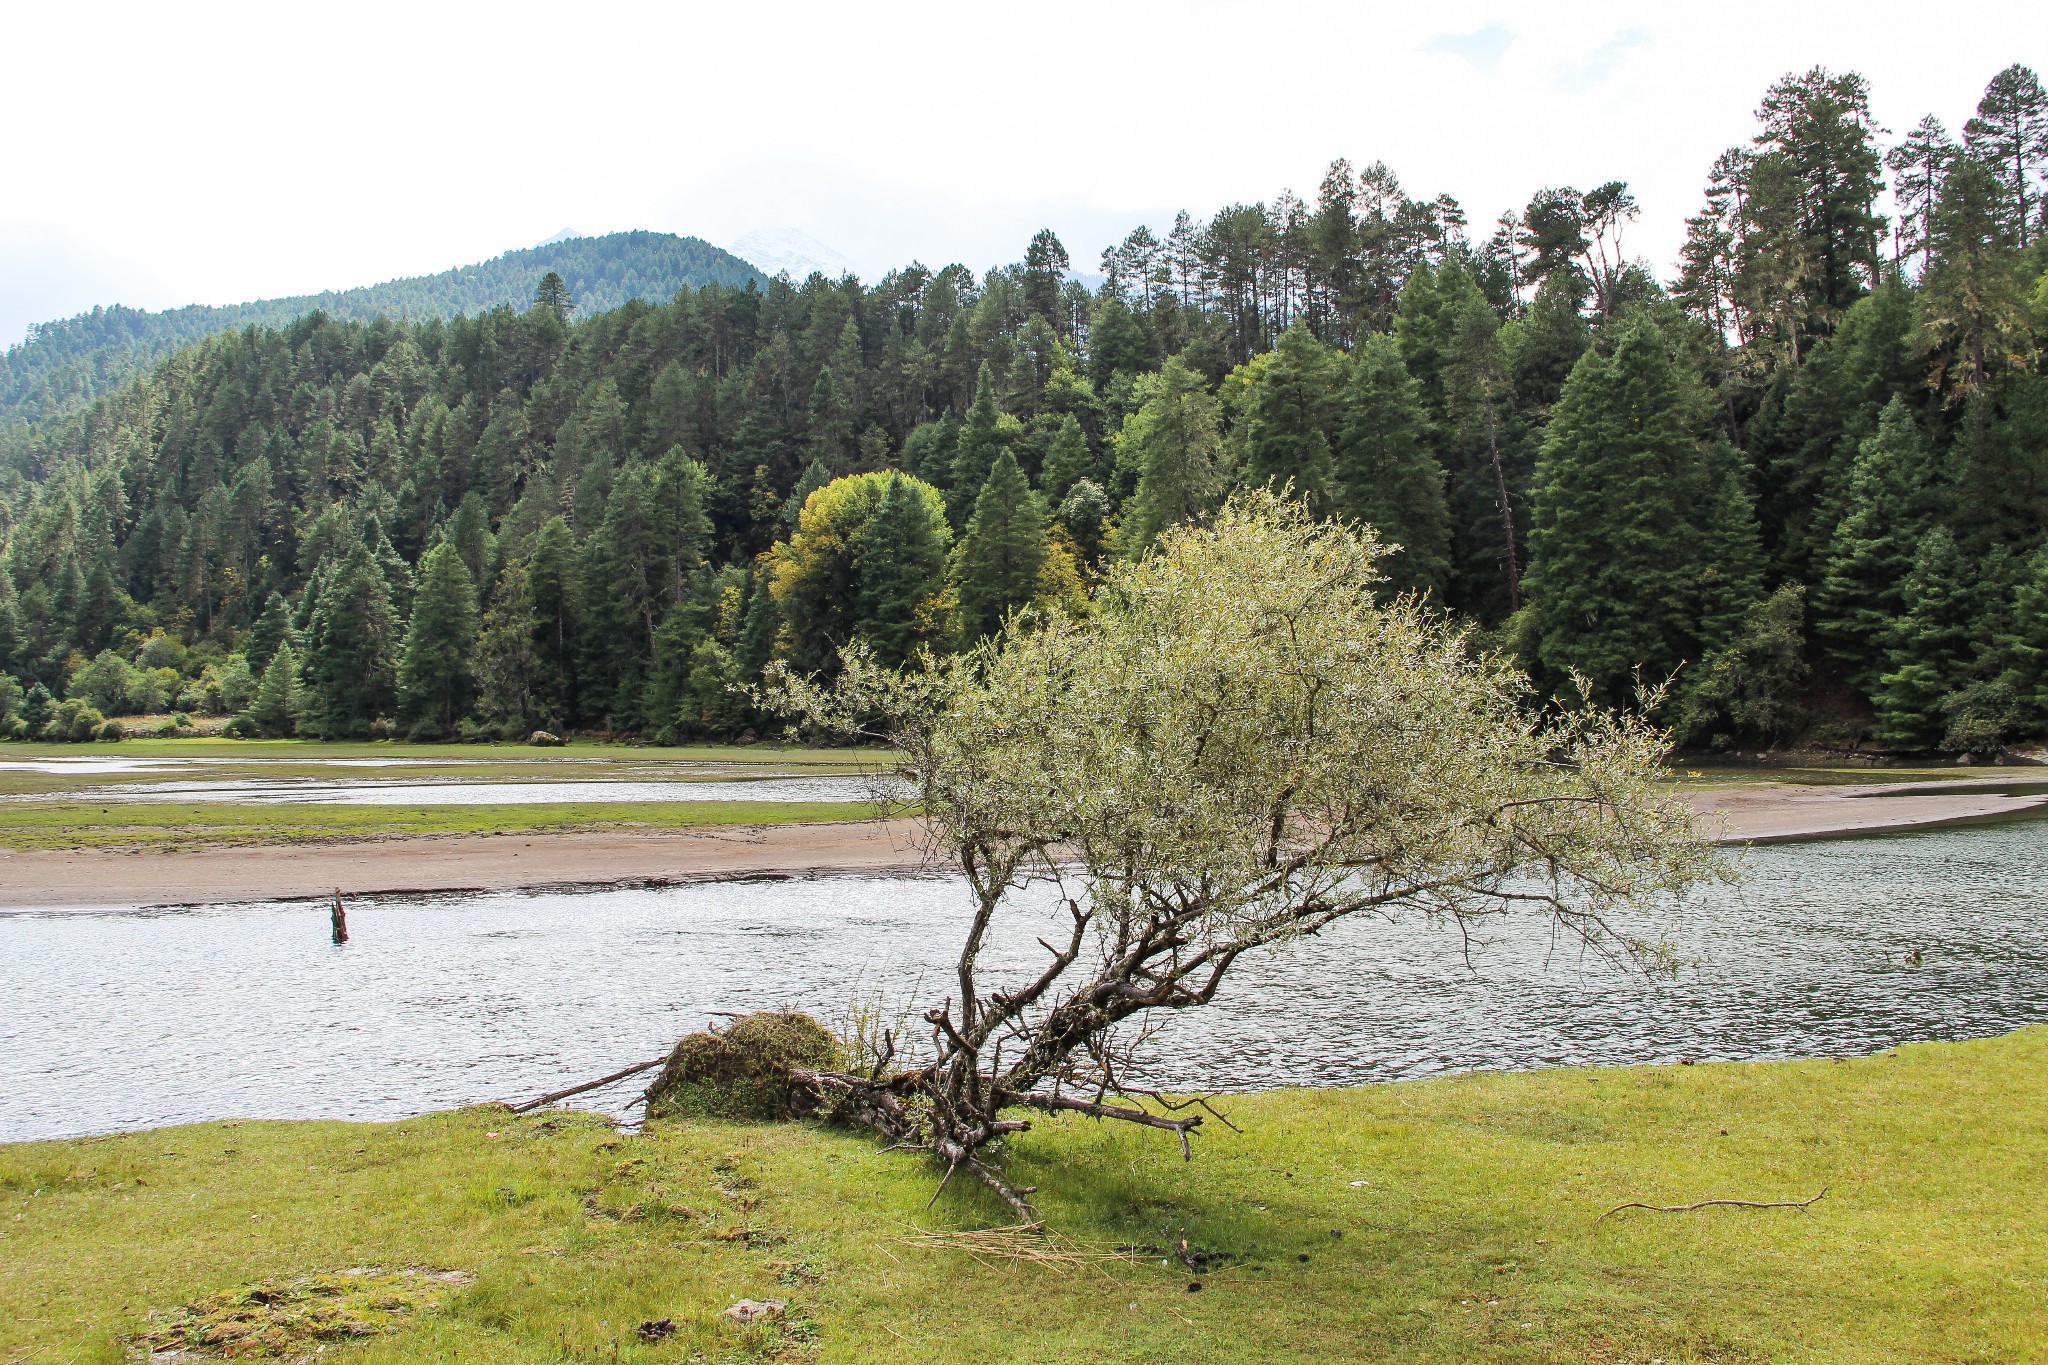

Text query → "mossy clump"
[128,1266,472,1360]
[644,1012,836,1122]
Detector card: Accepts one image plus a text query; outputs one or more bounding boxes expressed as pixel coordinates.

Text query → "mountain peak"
[728,228,863,282]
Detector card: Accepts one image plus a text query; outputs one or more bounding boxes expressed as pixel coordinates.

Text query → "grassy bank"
[5,1030,2044,1363]
[0,799,886,852]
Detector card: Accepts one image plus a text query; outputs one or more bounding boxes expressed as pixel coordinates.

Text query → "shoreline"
[1,778,2044,911]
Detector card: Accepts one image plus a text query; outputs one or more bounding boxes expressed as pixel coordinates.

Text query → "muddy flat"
[1690,774,2048,843]
[1,778,2042,909]
[0,818,937,909]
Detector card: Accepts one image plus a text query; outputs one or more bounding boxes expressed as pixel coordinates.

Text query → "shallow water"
[3,820,2044,1142]
[37,775,901,805]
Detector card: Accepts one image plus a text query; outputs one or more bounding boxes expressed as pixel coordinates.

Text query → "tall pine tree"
[396,541,480,737]
[951,451,1047,641]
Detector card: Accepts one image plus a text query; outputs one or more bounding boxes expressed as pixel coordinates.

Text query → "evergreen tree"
[951,451,1048,641]
[1039,414,1093,503]
[1526,322,1702,704]
[474,561,546,734]
[1334,336,1452,598]
[21,684,53,737]
[855,474,953,666]
[535,271,573,321]
[1242,323,1342,509]
[1054,479,1112,565]
[1817,397,1942,691]
[2000,544,2048,723]
[447,492,497,586]
[526,517,579,724]
[1117,357,1224,552]
[1690,439,1768,652]
[396,541,480,736]
[247,643,303,737]
[246,592,293,676]
[1962,63,2048,248]
[300,542,399,737]
[1871,528,1975,746]
[950,365,1020,524]
[1440,287,1524,619]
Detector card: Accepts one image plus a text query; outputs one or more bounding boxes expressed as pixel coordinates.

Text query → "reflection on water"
[3,821,2044,1142]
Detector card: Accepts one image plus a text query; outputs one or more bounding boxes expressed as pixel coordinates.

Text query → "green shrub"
[47,699,107,742]
[97,720,126,742]
[644,1012,837,1123]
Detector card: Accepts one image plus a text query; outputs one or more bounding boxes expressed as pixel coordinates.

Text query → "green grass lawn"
[0,799,888,852]
[5,1029,2043,1363]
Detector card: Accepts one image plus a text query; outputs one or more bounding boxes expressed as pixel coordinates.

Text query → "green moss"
[4,1032,2046,1363]
[645,1013,839,1122]
[129,1267,473,1360]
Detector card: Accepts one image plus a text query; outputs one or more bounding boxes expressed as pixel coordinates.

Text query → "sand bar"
[1,779,2043,910]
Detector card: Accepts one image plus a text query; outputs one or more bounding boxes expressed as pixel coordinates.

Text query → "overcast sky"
[4,1,2042,346]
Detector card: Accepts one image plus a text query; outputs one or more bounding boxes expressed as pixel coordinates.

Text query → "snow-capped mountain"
[728,228,865,282]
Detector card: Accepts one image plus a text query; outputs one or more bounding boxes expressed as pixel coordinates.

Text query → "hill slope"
[0,231,767,427]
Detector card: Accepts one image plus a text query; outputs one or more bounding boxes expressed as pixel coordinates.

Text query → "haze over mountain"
[727,229,867,282]
[0,232,765,429]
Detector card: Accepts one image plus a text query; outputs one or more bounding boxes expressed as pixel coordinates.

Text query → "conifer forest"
[3,64,2046,753]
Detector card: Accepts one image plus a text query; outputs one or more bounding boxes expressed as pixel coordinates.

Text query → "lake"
[3,819,2044,1143]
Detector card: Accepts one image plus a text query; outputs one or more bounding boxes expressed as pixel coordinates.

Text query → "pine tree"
[1526,322,1702,704]
[246,592,293,676]
[474,561,546,734]
[300,543,399,738]
[1440,288,1523,618]
[1334,336,1451,598]
[247,643,302,737]
[1817,397,1942,692]
[1963,63,2048,249]
[2000,544,2048,723]
[1039,414,1093,503]
[855,474,953,666]
[1690,440,1768,653]
[951,451,1048,641]
[1242,323,1342,509]
[1871,528,1975,746]
[534,271,573,321]
[447,492,497,586]
[1117,357,1224,552]
[396,541,479,736]
[526,517,579,724]
[950,365,1020,524]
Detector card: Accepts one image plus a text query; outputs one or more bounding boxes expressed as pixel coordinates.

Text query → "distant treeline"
[0,233,766,429]
[0,64,2044,753]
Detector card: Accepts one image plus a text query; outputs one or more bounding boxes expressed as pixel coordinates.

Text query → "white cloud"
[1421,23,1516,72]
[2,0,2044,345]
[1555,27,1652,91]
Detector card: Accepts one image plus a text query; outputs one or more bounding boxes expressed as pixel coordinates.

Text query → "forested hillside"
[0,233,765,429]
[1,65,2044,753]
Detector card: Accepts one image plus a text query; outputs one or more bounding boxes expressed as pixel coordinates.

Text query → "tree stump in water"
[330,891,349,945]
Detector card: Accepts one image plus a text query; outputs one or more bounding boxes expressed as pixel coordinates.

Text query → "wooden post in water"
[330,890,349,945]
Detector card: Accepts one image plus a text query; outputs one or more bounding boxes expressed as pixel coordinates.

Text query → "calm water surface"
[2,820,2044,1142]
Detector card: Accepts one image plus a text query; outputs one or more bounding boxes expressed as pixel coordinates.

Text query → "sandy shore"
[1687,775,2048,843]
[0,818,939,909]
[1,779,2042,910]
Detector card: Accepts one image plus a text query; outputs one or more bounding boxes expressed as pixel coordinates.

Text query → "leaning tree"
[770,492,1718,1221]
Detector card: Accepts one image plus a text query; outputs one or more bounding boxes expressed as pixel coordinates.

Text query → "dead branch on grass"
[1595,1186,1830,1224]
